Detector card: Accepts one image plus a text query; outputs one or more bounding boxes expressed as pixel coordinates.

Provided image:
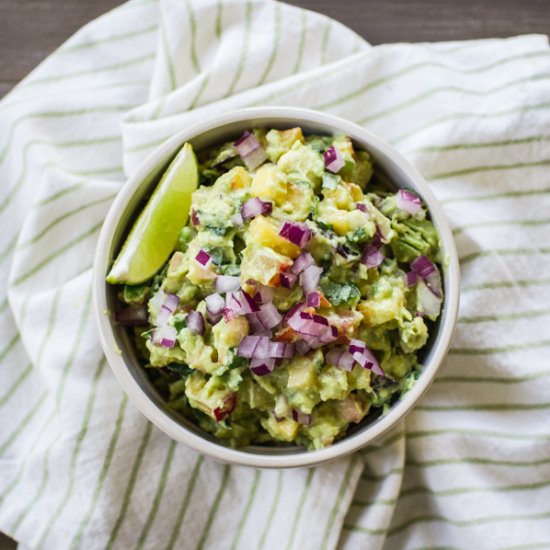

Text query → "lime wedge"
[107,143,198,284]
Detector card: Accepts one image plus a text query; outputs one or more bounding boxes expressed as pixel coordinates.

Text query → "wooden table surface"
[0,0,549,547]
[1,0,550,99]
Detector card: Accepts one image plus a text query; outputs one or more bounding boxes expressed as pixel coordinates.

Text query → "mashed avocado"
[113,127,444,450]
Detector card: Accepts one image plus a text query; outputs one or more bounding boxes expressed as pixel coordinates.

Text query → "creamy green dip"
[114,127,443,450]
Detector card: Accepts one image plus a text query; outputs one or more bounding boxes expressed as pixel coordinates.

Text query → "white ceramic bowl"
[93,107,460,468]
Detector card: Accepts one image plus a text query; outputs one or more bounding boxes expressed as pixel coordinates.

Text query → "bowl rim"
[93,106,460,468]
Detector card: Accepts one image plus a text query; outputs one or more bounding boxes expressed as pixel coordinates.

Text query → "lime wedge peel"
[107,142,198,285]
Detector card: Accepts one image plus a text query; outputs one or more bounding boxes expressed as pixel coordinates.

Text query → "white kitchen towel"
[0,0,549,549]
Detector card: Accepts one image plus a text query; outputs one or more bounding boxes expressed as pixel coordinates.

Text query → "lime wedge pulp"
[107,143,198,284]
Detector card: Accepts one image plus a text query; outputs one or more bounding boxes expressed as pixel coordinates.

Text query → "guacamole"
[112,127,444,450]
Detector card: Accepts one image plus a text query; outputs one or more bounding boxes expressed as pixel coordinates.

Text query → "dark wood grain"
[290,0,550,44]
[1,0,550,99]
[0,1,548,548]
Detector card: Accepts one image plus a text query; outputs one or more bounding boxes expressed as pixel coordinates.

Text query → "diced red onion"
[326,348,355,371]
[149,289,165,312]
[312,314,328,326]
[234,132,267,170]
[191,209,200,226]
[295,340,311,355]
[279,222,312,249]
[230,212,244,227]
[306,292,321,308]
[411,255,436,278]
[300,265,323,294]
[356,203,367,213]
[215,275,241,294]
[205,293,225,316]
[425,270,443,298]
[287,310,335,343]
[268,341,294,358]
[417,279,442,318]
[250,357,276,376]
[349,338,366,355]
[152,325,177,349]
[350,341,384,376]
[186,310,205,335]
[247,313,266,334]
[396,189,422,215]
[406,271,417,287]
[195,249,212,267]
[241,290,261,313]
[320,325,338,344]
[280,272,297,289]
[155,293,180,326]
[411,255,442,297]
[292,409,312,425]
[222,292,243,321]
[155,306,172,326]
[163,293,179,313]
[234,131,259,156]
[300,335,325,349]
[253,336,270,358]
[242,147,267,170]
[115,305,148,326]
[207,311,222,325]
[361,244,384,269]
[291,252,314,275]
[283,302,305,324]
[238,335,265,358]
[323,146,344,173]
[257,302,283,330]
[253,285,274,304]
[241,197,272,220]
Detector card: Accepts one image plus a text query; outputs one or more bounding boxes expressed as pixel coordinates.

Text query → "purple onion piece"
[242,147,267,170]
[205,293,225,315]
[191,209,200,226]
[186,310,205,335]
[411,255,436,278]
[292,409,312,425]
[195,249,212,267]
[241,197,272,220]
[238,335,262,358]
[279,222,312,249]
[280,272,297,289]
[300,265,323,295]
[155,305,172,327]
[396,189,422,215]
[240,290,261,313]
[152,326,177,349]
[230,212,244,227]
[215,275,241,294]
[417,279,442,319]
[257,302,283,330]
[323,146,344,173]
[291,252,315,275]
[306,292,321,308]
[234,131,259,156]
[361,244,384,269]
[406,271,418,287]
[163,293,180,313]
